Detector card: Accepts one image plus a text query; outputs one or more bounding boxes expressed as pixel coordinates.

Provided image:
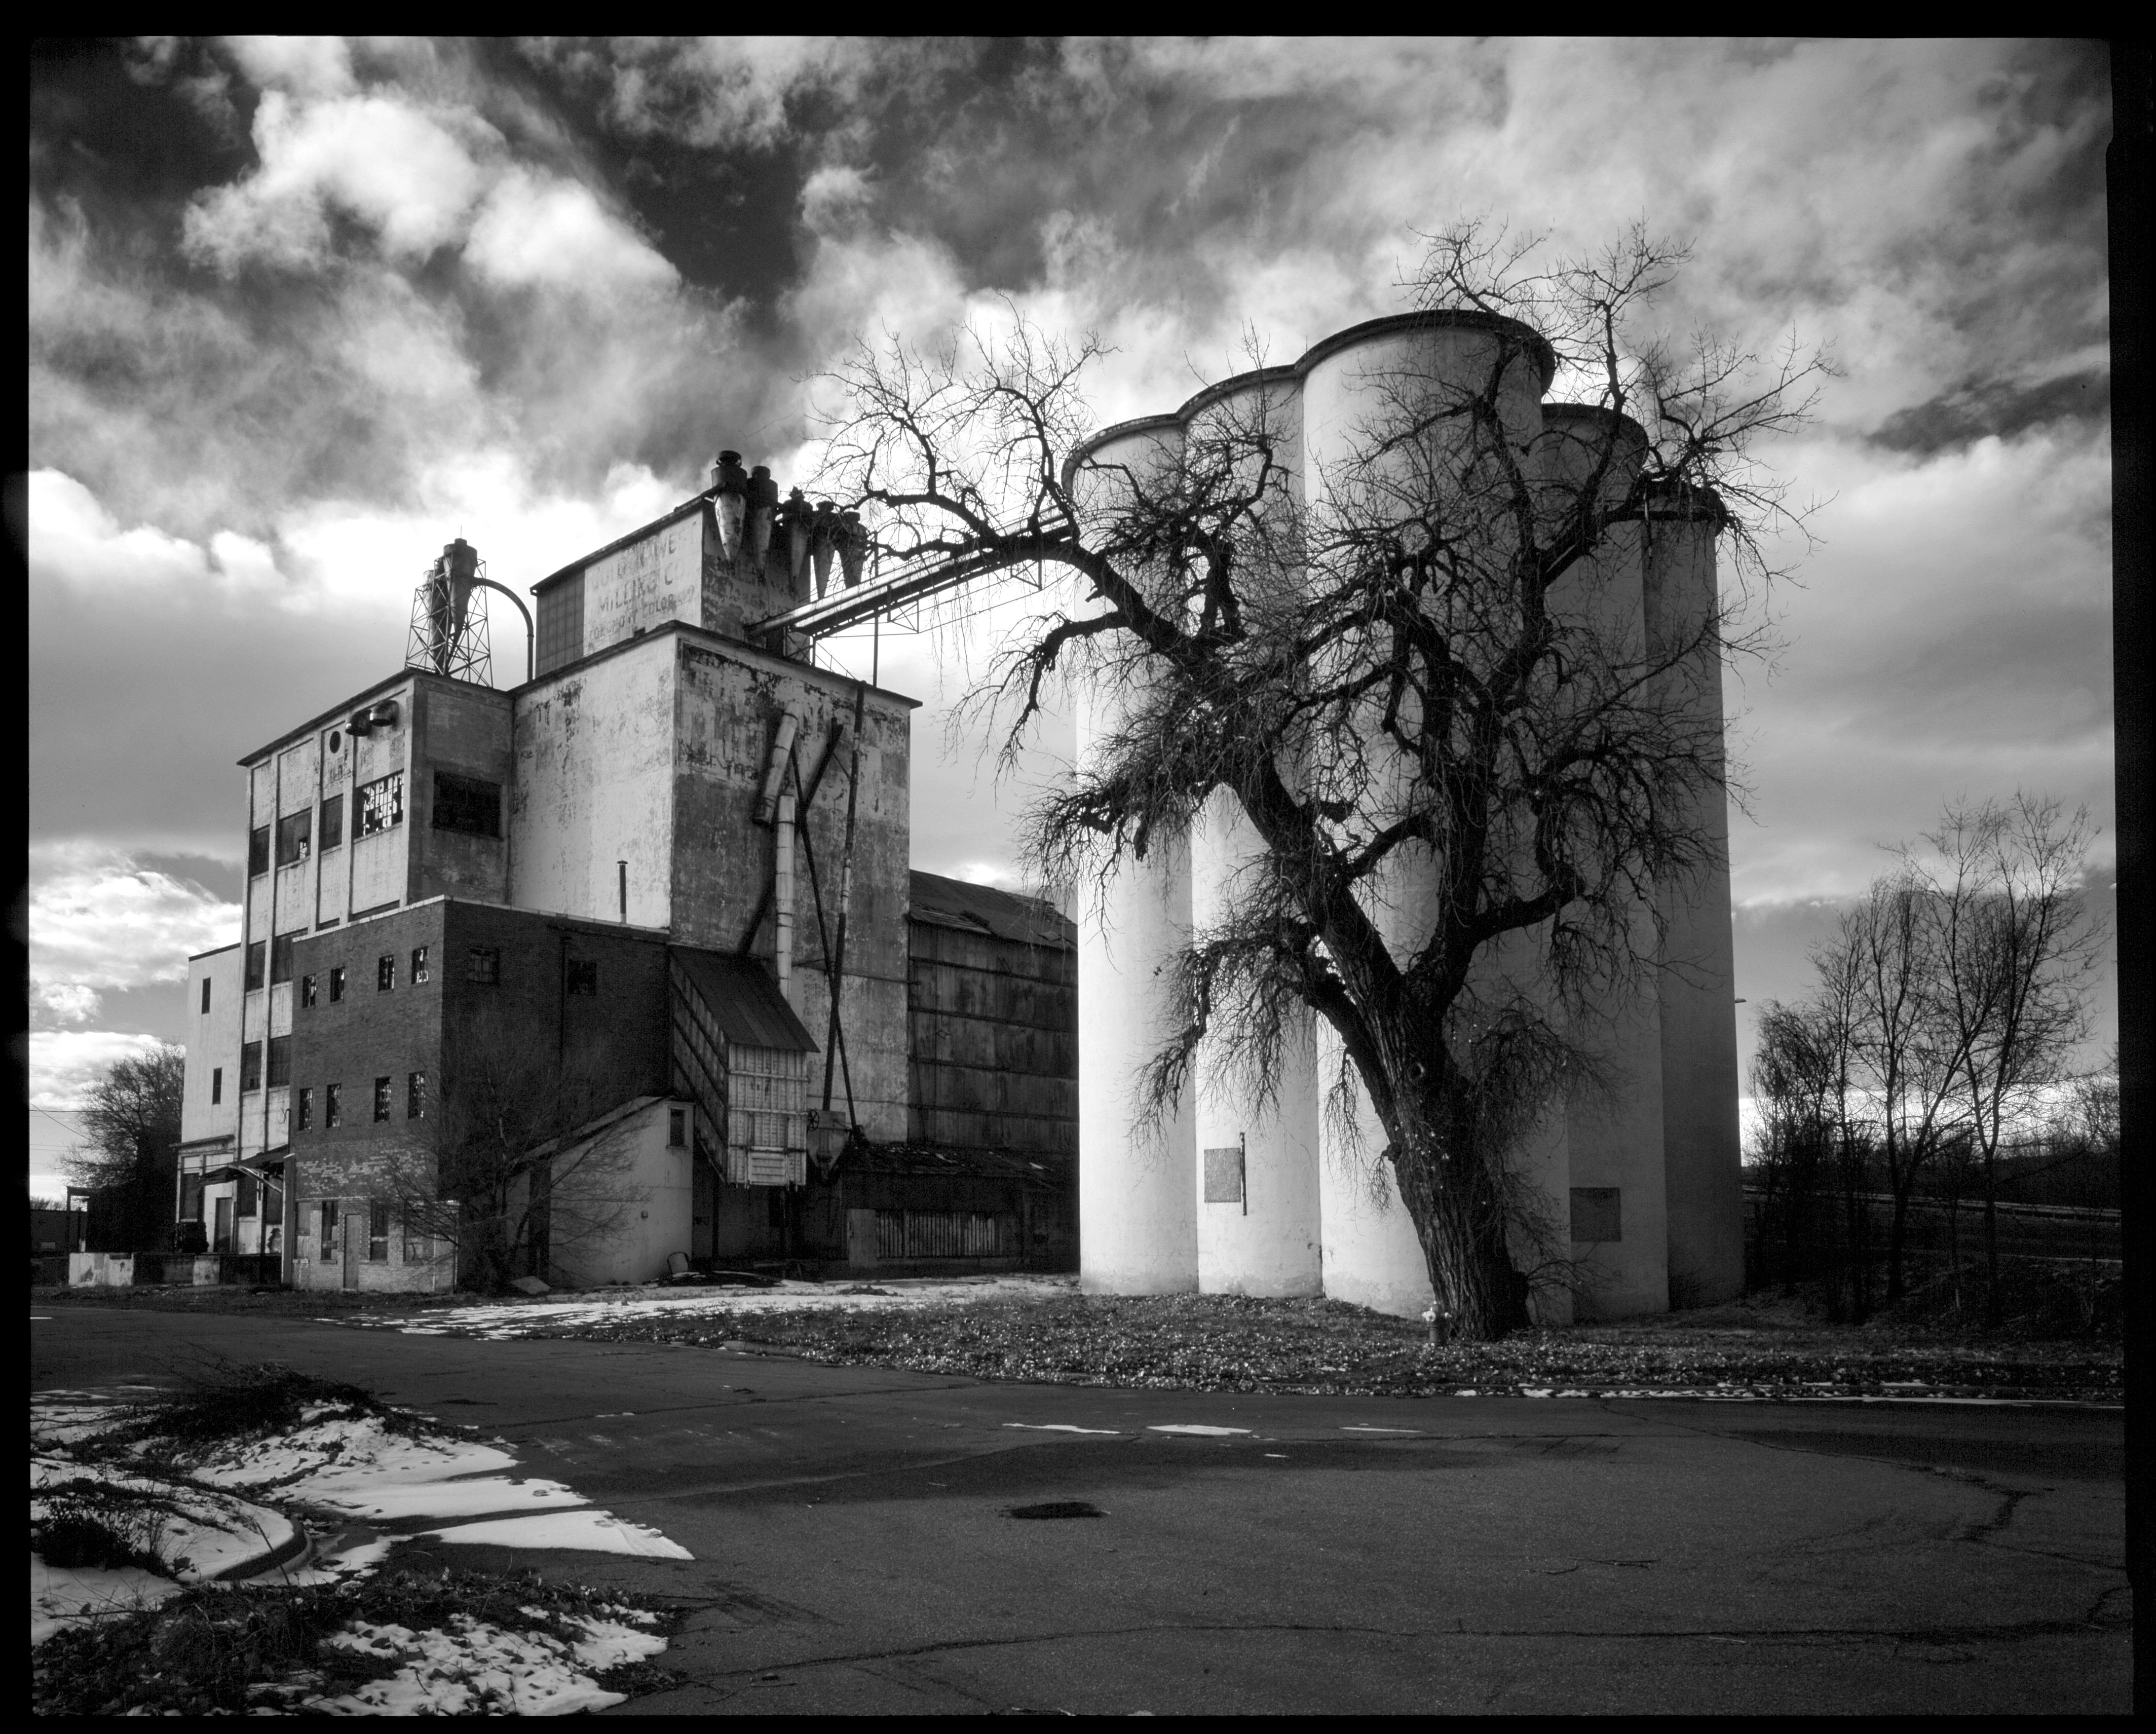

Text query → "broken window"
[432,772,501,838]
[329,966,346,1003]
[211,1067,223,1105]
[377,954,396,992]
[237,1173,258,1217]
[301,973,318,1008]
[356,773,404,837]
[240,1041,262,1093]
[368,1199,390,1262]
[270,934,295,985]
[325,1083,342,1128]
[296,1087,312,1132]
[276,809,312,866]
[410,945,429,984]
[669,1106,687,1147]
[372,1076,391,1123]
[244,941,266,991]
[267,1035,292,1089]
[407,1070,426,1119]
[248,825,271,877]
[466,946,500,985]
[320,1198,339,1254]
[180,1175,203,1221]
[320,793,345,850]
[565,959,598,996]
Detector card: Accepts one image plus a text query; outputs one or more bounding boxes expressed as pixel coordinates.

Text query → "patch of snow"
[1003,1423,1121,1435]
[30,1556,181,1646]
[1146,1425,1251,1437]
[301,1613,659,1716]
[298,1475,589,1524]
[32,1455,296,1581]
[424,1510,694,1558]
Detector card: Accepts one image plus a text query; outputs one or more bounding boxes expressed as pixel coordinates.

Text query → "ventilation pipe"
[782,488,814,601]
[810,500,839,597]
[745,465,778,574]
[837,510,866,589]
[712,451,749,566]
[757,711,802,1005]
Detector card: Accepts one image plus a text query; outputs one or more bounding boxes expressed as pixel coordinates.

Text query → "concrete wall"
[510,636,678,930]
[542,1097,696,1287]
[181,945,242,1147]
[409,679,513,907]
[581,509,705,659]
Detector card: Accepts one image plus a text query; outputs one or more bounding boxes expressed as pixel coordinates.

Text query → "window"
[327,729,343,756]
[301,974,319,1008]
[368,1199,390,1262]
[320,793,345,850]
[410,945,429,985]
[329,966,346,1003]
[296,1086,312,1132]
[372,1076,391,1122]
[320,1198,339,1254]
[200,977,212,1014]
[267,1035,292,1088]
[237,1173,258,1217]
[270,934,295,985]
[565,959,598,996]
[466,946,500,985]
[248,825,271,877]
[275,809,312,866]
[357,772,405,837]
[210,1066,223,1105]
[669,1106,687,1147]
[325,1083,342,1128]
[407,1070,427,1119]
[240,1041,263,1092]
[245,941,266,991]
[377,954,396,992]
[432,772,502,838]
[180,1175,203,1221]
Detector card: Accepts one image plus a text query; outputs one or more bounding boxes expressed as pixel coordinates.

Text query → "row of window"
[306,1197,427,1263]
[291,1072,427,1130]
[232,944,598,1002]
[246,770,502,878]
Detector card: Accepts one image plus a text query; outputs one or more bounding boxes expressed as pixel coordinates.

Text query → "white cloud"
[29,1031,173,1111]
[28,843,239,1032]
[221,34,358,100]
[464,169,676,296]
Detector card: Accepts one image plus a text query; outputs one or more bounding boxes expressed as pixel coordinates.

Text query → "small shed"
[669,946,819,1187]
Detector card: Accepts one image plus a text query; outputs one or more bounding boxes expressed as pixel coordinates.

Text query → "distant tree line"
[1746,795,2110,1325]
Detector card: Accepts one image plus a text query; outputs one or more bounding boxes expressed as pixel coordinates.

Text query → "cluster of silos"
[1068,311,1742,1319]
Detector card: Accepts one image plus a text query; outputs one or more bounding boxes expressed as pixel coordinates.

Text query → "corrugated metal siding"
[905,914,1077,1157]
[876,1210,1019,1260]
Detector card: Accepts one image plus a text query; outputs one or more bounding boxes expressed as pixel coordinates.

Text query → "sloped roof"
[908,870,1073,949]
[843,1141,1070,1188]
[671,946,819,1053]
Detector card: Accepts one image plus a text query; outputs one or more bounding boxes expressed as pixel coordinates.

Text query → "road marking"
[1342,1425,1420,1435]
[1147,1425,1250,1437]
[1004,1423,1120,1435]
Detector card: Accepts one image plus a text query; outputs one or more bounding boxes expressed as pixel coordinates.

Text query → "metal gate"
[875,1210,1018,1261]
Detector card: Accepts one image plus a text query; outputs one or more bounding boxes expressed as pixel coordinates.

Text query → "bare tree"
[816,222,1827,1337]
[61,1043,184,1251]
[1920,796,2104,1324]
[336,1012,644,1293]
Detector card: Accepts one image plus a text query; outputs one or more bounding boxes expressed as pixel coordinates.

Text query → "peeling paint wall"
[409,680,513,907]
[581,512,703,657]
[510,640,677,929]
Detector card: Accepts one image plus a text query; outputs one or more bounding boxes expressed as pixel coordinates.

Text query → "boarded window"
[1570,1187,1622,1243]
[368,1199,390,1262]
[407,1070,427,1119]
[467,946,500,985]
[377,954,396,992]
[320,793,345,850]
[565,959,598,996]
[329,966,346,1003]
[267,1035,291,1088]
[248,825,270,877]
[276,809,312,866]
[296,1087,312,1132]
[240,1041,262,1092]
[357,773,404,837]
[410,946,429,984]
[270,934,295,985]
[536,572,585,674]
[325,1083,342,1128]
[432,772,501,838]
[1203,1145,1245,1204]
[245,941,266,991]
[211,1066,223,1105]
[372,1077,392,1123]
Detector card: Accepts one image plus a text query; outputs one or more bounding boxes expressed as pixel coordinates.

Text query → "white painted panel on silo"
[1315,1020,1434,1318]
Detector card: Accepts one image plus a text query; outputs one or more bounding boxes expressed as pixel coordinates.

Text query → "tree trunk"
[1389,1111,1530,1341]
[1981,1145,2003,1328]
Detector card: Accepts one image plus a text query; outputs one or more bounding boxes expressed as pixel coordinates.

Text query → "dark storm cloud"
[1870,371,2110,455]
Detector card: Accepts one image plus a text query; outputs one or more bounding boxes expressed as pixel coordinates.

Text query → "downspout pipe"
[757,712,801,1004]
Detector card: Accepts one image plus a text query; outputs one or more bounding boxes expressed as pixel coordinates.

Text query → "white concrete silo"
[1071,414,1199,1294]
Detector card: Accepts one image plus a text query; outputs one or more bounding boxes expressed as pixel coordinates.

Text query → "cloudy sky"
[25,37,2115,1191]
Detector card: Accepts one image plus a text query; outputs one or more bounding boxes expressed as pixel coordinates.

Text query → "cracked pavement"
[32,1305,2128,1714]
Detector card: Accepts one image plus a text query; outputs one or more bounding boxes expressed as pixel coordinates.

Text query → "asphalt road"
[31,1305,2130,1715]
